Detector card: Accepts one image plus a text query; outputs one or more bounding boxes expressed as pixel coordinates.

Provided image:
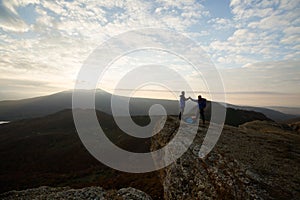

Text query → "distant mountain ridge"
[226,103,298,122]
[267,106,300,116]
[0,90,178,121]
[0,90,296,122]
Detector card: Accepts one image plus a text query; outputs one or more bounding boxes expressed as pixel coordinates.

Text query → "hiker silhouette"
[178,91,188,120]
[189,95,207,125]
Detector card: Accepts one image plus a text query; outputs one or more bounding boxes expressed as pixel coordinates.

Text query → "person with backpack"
[189,95,207,125]
[178,91,188,120]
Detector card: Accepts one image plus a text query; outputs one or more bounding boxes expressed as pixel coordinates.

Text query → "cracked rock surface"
[0,186,152,200]
[151,117,300,200]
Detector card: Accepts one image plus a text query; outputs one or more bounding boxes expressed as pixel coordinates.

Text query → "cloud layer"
[0,0,299,106]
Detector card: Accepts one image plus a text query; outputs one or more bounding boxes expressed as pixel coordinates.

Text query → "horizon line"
[0,89,300,109]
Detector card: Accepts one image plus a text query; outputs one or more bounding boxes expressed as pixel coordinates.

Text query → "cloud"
[208,17,235,30]
[219,59,300,106]
[220,60,300,93]
[248,14,293,30]
[206,0,300,67]
[0,0,29,32]
[0,76,66,100]
[230,0,280,20]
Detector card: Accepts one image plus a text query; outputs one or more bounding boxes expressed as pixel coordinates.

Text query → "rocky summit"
[151,117,300,200]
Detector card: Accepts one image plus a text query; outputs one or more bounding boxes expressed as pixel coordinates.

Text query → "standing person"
[190,95,207,125]
[178,91,188,120]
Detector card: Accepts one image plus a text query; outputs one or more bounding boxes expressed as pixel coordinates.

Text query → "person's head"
[181,91,185,96]
[198,95,202,100]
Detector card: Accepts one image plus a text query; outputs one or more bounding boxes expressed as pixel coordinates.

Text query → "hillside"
[268,106,300,117]
[283,117,300,133]
[0,109,163,199]
[283,117,300,124]
[225,107,272,126]
[227,103,298,121]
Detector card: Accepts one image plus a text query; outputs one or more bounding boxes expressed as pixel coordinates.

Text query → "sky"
[0,0,299,107]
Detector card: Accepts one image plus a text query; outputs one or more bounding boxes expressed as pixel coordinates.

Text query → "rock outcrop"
[151,117,300,199]
[0,186,152,200]
[289,121,300,133]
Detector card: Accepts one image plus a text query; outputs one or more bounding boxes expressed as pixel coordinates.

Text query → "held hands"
[185,97,193,101]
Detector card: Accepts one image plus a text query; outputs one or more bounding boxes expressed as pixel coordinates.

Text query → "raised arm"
[189,97,198,102]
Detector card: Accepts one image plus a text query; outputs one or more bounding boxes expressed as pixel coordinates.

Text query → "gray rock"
[0,186,151,200]
[151,117,300,199]
[117,187,152,200]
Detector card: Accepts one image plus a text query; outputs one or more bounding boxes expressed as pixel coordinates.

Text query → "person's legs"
[179,107,185,120]
[200,109,205,124]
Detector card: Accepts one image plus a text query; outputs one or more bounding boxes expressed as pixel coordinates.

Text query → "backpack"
[202,98,207,108]
[198,98,206,109]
